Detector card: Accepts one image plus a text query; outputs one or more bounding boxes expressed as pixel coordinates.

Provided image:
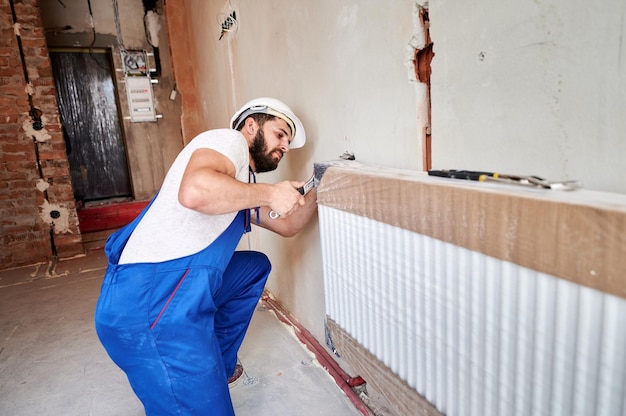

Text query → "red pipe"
[261,293,373,416]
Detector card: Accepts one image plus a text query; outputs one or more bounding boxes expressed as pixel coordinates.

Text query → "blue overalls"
[95,203,271,415]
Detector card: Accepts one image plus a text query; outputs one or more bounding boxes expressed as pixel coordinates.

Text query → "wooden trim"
[163,1,203,143]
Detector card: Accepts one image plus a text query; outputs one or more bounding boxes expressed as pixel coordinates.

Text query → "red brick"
[8,177,37,187]
[0,36,17,49]
[16,96,29,107]
[37,148,67,160]
[0,169,32,180]
[4,157,37,167]
[1,28,14,42]
[0,97,19,109]
[13,204,41,216]
[55,243,85,258]
[0,142,34,153]
[3,152,33,162]
[49,191,75,204]
[41,165,69,178]
[0,83,28,96]
[0,65,20,77]
[0,239,51,267]
[31,76,54,87]
[54,233,83,245]
[0,47,15,57]
[20,38,46,49]
[44,125,61,135]
[0,120,22,131]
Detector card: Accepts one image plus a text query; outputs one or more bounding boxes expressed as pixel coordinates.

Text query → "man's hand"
[254,179,317,237]
[268,181,305,218]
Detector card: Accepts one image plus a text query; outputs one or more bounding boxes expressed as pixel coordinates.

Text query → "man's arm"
[252,183,318,237]
[178,148,306,218]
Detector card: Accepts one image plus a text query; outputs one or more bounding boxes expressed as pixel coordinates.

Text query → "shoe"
[228,363,244,388]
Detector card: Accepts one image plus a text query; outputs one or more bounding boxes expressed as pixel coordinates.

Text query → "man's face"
[249,118,292,173]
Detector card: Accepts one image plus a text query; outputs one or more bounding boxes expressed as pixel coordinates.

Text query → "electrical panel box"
[125,76,156,122]
[122,50,148,75]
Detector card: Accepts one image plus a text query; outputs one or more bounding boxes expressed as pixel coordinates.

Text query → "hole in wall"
[413,6,434,171]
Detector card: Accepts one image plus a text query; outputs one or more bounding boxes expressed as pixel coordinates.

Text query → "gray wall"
[430,0,626,194]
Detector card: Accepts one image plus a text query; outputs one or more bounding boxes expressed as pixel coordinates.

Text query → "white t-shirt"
[118,129,250,264]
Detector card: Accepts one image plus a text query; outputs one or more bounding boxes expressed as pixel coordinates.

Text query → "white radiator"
[317,163,626,416]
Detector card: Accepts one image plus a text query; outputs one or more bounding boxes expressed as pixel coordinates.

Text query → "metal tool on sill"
[428,170,581,191]
[269,174,316,219]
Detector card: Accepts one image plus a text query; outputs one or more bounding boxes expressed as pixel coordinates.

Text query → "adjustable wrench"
[269,175,316,219]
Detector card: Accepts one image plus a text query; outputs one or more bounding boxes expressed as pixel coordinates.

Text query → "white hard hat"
[230,97,306,149]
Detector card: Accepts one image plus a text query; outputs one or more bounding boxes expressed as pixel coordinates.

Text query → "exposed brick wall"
[0,0,83,269]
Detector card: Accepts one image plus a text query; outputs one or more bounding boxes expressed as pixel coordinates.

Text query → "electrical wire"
[85,0,109,70]
[87,0,96,50]
[112,0,126,53]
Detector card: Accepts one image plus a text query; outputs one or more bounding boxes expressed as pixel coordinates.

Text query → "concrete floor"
[0,250,363,416]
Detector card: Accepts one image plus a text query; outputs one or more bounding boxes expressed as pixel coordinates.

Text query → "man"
[94,98,317,415]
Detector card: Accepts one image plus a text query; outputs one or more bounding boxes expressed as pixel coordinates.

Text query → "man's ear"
[244,117,258,136]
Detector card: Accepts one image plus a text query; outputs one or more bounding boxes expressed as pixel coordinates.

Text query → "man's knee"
[231,250,272,277]
[249,251,271,272]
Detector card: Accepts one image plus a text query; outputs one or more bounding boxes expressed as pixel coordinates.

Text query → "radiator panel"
[319,205,626,416]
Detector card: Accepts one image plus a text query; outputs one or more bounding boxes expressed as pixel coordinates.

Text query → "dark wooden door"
[49,49,131,203]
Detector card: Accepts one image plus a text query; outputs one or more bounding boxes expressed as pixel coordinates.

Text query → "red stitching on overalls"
[150,269,190,330]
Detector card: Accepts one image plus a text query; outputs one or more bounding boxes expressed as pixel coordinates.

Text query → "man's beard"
[249,128,282,173]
